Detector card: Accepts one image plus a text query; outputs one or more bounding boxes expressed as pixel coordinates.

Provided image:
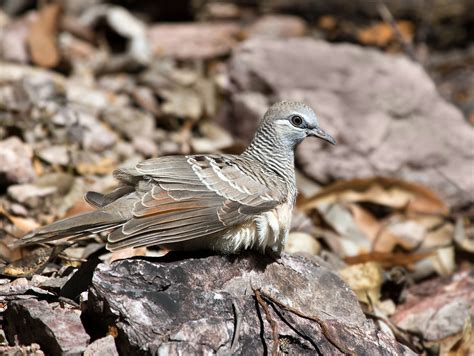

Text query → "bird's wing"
[106,155,282,250]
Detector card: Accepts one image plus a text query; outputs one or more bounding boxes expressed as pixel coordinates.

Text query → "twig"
[377,1,418,62]
[254,289,279,356]
[257,289,353,355]
[365,310,422,353]
[230,298,242,354]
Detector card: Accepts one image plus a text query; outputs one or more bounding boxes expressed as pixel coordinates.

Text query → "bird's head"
[263,101,336,147]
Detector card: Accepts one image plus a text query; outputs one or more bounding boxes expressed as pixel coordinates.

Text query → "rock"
[392,270,474,344]
[101,106,155,139]
[7,184,56,207]
[228,92,268,142]
[0,17,31,63]
[78,112,117,153]
[0,343,44,356]
[5,299,90,355]
[0,137,36,185]
[84,335,118,356]
[84,253,413,355]
[148,23,241,60]
[105,6,152,65]
[228,38,474,206]
[248,15,307,38]
[37,145,70,166]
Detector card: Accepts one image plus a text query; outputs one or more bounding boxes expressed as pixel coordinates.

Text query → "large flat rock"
[85,253,413,355]
[228,38,474,206]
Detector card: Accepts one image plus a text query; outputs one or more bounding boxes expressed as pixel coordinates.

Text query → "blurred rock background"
[0,0,473,354]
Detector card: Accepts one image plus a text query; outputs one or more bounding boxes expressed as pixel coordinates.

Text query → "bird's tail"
[15,210,124,247]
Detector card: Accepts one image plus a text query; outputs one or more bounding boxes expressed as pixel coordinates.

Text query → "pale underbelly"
[220,204,293,253]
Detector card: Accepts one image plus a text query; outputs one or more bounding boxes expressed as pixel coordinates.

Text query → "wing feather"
[105,154,284,250]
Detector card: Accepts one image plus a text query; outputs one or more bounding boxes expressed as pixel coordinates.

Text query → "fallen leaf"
[339,262,383,305]
[357,21,413,47]
[300,177,447,215]
[27,3,62,68]
[76,157,117,175]
[344,251,434,269]
[0,246,59,278]
[0,206,39,235]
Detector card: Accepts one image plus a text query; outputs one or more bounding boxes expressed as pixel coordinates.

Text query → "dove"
[20,101,335,254]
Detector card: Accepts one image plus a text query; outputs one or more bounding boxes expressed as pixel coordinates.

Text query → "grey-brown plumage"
[20,101,335,254]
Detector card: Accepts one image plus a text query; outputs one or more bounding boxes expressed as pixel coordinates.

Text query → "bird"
[19,101,335,255]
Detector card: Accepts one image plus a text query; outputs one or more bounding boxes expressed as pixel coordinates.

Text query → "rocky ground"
[0,1,473,355]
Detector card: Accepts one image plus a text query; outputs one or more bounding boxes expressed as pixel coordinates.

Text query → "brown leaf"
[0,206,39,234]
[76,157,116,176]
[0,246,60,278]
[344,251,434,269]
[27,3,62,68]
[300,177,447,215]
[339,262,383,305]
[357,21,413,47]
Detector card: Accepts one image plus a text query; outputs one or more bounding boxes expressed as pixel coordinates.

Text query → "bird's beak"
[308,127,336,145]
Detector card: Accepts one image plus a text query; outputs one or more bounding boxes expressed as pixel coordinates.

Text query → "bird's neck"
[242,125,296,181]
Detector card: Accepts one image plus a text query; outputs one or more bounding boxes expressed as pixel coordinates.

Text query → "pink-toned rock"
[228,38,474,206]
[0,137,36,185]
[391,271,474,343]
[247,15,307,38]
[148,22,241,60]
[5,299,90,355]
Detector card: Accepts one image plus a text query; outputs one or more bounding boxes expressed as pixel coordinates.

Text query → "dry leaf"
[357,21,413,47]
[344,251,434,269]
[454,216,474,253]
[300,177,447,215]
[339,262,383,305]
[27,3,62,68]
[76,157,117,175]
[0,207,39,235]
[0,246,56,278]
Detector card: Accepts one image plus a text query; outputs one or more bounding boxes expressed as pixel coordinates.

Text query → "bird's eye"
[290,115,304,127]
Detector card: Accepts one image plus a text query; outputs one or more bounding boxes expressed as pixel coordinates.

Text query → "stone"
[248,15,307,38]
[391,270,474,342]
[5,299,90,355]
[148,23,241,60]
[0,137,36,185]
[228,38,474,206]
[84,335,118,356]
[7,184,56,207]
[84,253,413,355]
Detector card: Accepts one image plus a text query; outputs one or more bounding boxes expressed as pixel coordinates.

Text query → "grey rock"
[230,92,268,142]
[7,184,57,207]
[148,23,240,60]
[78,112,117,153]
[392,270,474,343]
[0,137,36,185]
[101,106,155,139]
[5,299,90,355]
[36,145,70,166]
[228,38,474,206]
[84,335,118,356]
[85,253,413,355]
[248,15,308,38]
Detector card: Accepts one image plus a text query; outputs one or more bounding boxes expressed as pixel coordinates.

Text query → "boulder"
[0,137,36,185]
[228,38,474,206]
[84,253,413,355]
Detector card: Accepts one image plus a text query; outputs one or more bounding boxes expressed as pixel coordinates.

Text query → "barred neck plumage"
[242,121,296,185]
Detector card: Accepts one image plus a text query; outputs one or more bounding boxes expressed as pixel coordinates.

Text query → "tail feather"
[19,210,125,246]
